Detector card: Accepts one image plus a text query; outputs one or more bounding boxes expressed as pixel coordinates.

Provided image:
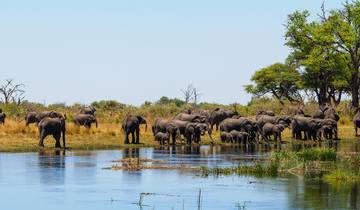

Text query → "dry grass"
[0,119,359,152]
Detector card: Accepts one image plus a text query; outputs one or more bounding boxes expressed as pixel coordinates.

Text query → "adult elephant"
[209,108,239,130]
[73,114,98,128]
[256,110,275,117]
[79,106,96,116]
[38,115,66,148]
[174,113,207,123]
[152,119,180,145]
[220,117,259,139]
[291,116,323,140]
[0,112,6,124]
[316,119,338,140]
[25,111,63,126]
[262,123,286,142]
[122,115,147,144]
[184,122,213,144]
[256,115,292,129]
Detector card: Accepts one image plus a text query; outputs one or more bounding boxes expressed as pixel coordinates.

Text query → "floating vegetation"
[201,162,279,177]
[105,157,194,171]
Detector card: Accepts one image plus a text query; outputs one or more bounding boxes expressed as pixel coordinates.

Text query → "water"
[0,144,359,210]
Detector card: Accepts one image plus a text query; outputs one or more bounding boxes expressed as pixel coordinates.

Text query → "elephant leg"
[131,132,136,144]
[356,126,358,137]
[53,132,61,148]
[171,133,176,145]
[135,129,140,144]
[39,130,46,147]
[124,131,130,144]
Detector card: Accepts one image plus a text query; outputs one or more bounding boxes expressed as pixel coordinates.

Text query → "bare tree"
[0,79,25,105]
[192,87,202,106]
[181,84,194,104]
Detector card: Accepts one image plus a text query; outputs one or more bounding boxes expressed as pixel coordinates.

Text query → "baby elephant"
[230,130,249,144]
[155,132,170,145]
[220,131,233,143]
[262,123,285,142]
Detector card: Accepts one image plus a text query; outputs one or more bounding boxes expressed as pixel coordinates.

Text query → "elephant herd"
[3,104,360,149]
[21,107,100,148]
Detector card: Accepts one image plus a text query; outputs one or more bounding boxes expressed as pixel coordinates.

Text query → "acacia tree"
[0,79,25,105]
[285,1,360,108]
[245,63,303,105]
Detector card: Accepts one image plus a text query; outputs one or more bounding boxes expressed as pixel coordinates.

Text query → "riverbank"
[0,119,358,152]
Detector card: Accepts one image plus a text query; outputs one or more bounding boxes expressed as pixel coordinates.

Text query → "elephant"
[184,122,213,144]
[25,111,63,126]
[73,114,98,128]
[38,115,66,148]
[256,110,275,117]
[256,115,292,128]
[319,118,338,140]
[319,125,334,140]
[220,131,233,143]
[152,119,180,145]
[154,132,170,145]
[0,112,6,124]
[353,109,360,136]
[294,107,305,116]
[313,106,340,121]
[291,116,323,140]
[79,106,96,116]
[313,109,325,119]
[122,115,147,144]
[209,108,239,130]
[230,130,249,144]
[220,117,259,142]
[174,113,207,123]
[324,107,340,122]
[262,123,285,142]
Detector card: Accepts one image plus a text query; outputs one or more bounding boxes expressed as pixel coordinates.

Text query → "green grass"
[201,162,279,177]
[201,148,360,187]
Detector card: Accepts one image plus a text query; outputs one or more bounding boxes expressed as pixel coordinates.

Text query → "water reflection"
[37,149,66,185]
[0,142,360,210]
[287,178,360,209]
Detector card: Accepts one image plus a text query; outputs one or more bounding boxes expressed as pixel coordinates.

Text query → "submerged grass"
[201,162,279,177]
[200,148,360,186]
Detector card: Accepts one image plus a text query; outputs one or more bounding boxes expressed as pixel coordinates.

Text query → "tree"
[0,79,25,105]
[181,84,194,104]
[245,63,303,105]
[285,2,360,108]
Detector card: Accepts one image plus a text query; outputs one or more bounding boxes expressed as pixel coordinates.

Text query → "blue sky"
[0,0,342,105]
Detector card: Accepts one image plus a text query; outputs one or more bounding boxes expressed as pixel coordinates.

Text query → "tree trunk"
[351,71,359,108]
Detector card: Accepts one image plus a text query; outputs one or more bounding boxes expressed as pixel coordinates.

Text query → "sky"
[0,0,343,106]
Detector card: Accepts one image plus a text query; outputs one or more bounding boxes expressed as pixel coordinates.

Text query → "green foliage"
[245,63,302,104]
[156,96,185,107]
[284,1,360,106]
[91,100,126,111]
